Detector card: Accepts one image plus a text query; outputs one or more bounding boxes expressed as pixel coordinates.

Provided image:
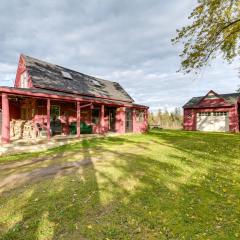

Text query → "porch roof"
[0,86,148,109]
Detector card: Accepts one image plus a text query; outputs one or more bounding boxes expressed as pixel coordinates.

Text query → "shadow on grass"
[0,140,101,240]
[0,130,240,239]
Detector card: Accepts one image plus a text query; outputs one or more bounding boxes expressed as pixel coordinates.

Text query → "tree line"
[148,107,183,129]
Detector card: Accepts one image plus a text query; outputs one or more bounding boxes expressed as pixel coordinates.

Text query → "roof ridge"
[189,92,240,99]
[219,92,240,96]
[183,91,240,108]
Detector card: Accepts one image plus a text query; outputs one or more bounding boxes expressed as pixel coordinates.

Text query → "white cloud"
[0,0,239,112]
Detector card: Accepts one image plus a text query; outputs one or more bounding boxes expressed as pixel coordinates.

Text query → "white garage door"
[197,112,229,132]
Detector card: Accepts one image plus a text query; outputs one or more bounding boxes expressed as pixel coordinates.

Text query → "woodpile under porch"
[0,87,148,144]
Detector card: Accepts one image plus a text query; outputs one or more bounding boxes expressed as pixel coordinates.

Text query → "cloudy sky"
[0,0,239,112]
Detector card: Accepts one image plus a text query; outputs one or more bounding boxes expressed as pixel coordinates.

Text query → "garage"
[196,112,229,132]
[183,90,239,132]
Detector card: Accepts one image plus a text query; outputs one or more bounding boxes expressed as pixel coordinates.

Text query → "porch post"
[47,98,51,140]
[118,107,126,134]
[145,108,148,131]
[100,104,105,133]
[1,93,10,144]
[132,108,136,133]
[122,107,126,133]
[77,101,81,137]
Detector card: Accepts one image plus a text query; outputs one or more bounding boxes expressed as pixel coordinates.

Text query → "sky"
[0,0,239,112]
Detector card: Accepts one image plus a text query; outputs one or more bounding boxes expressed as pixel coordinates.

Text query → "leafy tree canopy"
[172,0,240,74]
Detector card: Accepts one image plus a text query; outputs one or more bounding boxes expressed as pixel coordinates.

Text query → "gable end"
[14,55,33,88]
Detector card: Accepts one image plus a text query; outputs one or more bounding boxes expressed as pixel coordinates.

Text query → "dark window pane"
[92,109,100,124]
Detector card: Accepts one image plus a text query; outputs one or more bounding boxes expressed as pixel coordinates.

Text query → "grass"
[0,130,240,239]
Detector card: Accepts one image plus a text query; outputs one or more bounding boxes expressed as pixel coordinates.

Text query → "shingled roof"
[23,55,134,103]
[184,92,240,108]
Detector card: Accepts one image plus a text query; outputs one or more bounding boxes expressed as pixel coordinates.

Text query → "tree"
[172,0,240,74]
[148,111,155,124]
[164,108,169,116]
[174,107,181,120]
[157,109,162,124]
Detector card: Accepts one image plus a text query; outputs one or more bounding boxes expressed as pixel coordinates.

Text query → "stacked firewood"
[10,120,25,139]
[10,120,36,139]
[10,120,16,138]
[23,121,36,139]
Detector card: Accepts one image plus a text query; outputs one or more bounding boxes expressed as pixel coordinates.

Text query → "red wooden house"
[183,90,240,132]
[0,55,148,144]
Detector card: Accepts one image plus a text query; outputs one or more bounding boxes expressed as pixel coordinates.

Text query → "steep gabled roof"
[183,91,240,108]
[23,55,134,103]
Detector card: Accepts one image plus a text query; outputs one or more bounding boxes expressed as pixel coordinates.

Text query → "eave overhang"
[183,104,235,109]
[0,87,148,109]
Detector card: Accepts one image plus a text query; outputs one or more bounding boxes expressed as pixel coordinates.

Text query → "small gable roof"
[183,91,240,108]
[23,55,134,103]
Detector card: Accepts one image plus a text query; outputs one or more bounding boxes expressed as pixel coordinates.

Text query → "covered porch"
[0,87,148,144]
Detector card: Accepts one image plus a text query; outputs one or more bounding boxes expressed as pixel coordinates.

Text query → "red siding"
[229,104,239,132]
[132,109,148,133]
[184,92,239,132]
[14,55,33,88]
[183,106,239,132]
[197,98,226,107]
[183,109,196,131]
[115,107,125,134]
[9,101,21,120]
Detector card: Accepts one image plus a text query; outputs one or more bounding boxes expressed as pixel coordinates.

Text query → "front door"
[125,108,133,132]
[109,108,116,132]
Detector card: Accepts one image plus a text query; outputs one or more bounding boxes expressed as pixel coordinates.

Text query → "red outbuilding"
[0,55,148,144]
[183,90,240,132]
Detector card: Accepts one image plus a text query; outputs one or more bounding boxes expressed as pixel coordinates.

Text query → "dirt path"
[0,155,59,170]
[0,158,98,194]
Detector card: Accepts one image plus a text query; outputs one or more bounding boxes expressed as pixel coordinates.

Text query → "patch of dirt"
[0,158,97,194]
[0,154,61,170]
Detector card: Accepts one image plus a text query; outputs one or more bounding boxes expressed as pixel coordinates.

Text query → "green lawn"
[0,130,240,240]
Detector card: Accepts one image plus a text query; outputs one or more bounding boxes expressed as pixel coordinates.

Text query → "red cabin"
[183,90,240,132]
[0,55,148,144]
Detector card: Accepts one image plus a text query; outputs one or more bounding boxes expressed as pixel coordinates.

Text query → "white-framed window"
[20,72,28,88]
[135,109,145,122]
[213,112,228,116]
[197,112,211,116]
[197,112,228,117]
[92,79,101,86]
[61,71,72,79]
[206,92,219,99]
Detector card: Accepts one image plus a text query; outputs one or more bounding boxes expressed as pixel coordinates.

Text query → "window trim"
[197,111,228,117]
[135,109,145,122]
